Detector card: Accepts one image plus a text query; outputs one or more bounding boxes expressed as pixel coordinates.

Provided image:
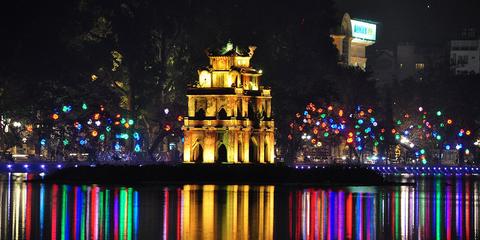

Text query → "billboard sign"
[351,19,376,41]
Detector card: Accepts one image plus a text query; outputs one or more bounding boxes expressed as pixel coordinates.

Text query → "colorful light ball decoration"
[393,106,474,164]
[290,102,384,159]
[47,102,145,154]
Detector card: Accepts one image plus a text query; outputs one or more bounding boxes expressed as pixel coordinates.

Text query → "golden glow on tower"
[182,45,275,163]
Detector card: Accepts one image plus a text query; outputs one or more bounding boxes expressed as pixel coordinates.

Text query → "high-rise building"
[182,44,275,163]
[450,28,480,75]
[331,13,377,70]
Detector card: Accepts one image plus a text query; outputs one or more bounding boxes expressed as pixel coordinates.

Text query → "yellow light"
[91,74,98,81]
[91,130,98,137]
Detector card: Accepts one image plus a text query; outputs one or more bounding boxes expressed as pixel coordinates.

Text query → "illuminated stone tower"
[183,44,275,163]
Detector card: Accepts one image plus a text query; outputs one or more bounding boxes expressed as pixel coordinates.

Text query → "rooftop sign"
[351,19,376,41]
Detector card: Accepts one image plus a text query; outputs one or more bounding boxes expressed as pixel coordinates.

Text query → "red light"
[164,124,172,132]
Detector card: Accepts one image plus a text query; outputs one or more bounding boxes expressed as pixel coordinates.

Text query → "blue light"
[40,139,46,146]
[134,144,141,152]
[458,132,464,137]
[456,144,463,150]
[79,139,87,145]
[7,164,12,169]
[445,145,451,150]
[357,146,363,151]
[358,119,364,125]
[114,142,121,151]
[133,132,140,140]
[41,164,45,169]
[24,164,29,168]
[303,111,308,116]
[76,123,82,131]
[57,164,62,169]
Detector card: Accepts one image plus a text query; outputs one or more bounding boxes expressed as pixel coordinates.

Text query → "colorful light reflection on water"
[0,174,479,239]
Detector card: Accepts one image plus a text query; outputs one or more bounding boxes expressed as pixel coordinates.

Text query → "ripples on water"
[0,173,479,239]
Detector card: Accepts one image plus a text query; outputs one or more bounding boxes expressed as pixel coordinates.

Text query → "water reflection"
[0,174,479,239]
[288,178,480,240]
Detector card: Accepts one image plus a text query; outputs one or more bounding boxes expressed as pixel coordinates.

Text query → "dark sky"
[335,0,480,47]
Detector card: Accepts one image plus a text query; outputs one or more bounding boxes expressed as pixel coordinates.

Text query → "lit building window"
[415,63,425,70]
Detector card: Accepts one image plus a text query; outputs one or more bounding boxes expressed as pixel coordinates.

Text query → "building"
[396,43,448,82]
[182,44,275,163]
[450,28,480,75]
[331,13,377,70]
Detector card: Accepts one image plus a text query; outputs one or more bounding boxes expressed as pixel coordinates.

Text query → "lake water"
[0,174,479,239]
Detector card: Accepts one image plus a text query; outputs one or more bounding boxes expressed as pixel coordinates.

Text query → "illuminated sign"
[351,19,376,41]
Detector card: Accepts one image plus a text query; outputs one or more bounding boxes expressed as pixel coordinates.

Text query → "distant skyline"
[335,0,480,47]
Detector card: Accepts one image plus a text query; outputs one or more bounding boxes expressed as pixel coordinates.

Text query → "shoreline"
[30,164,390,186]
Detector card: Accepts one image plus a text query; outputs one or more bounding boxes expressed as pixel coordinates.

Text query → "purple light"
[41,164,45,169]
[56,164,62,169]
[7,164,12,168]
[24,164,29,168]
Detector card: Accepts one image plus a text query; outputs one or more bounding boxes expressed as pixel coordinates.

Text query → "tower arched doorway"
[218,108,228,120]
[192,143,203,163]
[218,144,227,163]
[249,138,258,163]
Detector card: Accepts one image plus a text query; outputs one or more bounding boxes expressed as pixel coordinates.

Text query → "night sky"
[335,0,480,47]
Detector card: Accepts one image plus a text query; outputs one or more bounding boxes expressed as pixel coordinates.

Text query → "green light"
[106,126,111,132]
[355,125,360,129]
[417,125,422,129]
[436,111,442,116]
[82,103,88,110]
[99,134,105,141]
[61,186,68,240]
[128,119,134,125]
[374,141,379,146]
[436,135,441,141]
[119,188,125,239]
[422,159,427,164]
[379,136,385,141]
[396,120,402,125]
[436,180,441,240]
[127,188,133,240]
[395,134,400,140]
[420,149,426,154]
[323,132,329,137]
[120,118,127,124]
[105,190,110,240]
[356,131,360,136]
[63,139,69,146]
[320,113,326,119]
[440,123,445,128]
[81,187,86,240]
